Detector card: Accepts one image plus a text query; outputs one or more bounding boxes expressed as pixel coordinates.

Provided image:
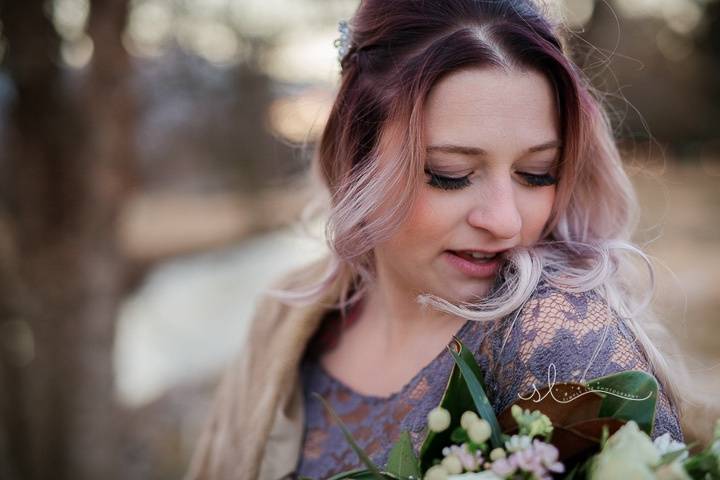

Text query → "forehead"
[423,67,560,155]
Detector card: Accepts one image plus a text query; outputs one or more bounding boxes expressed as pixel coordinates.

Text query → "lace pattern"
[294,281,683,478]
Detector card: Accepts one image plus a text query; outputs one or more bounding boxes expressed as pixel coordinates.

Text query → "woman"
[187,1,686,478]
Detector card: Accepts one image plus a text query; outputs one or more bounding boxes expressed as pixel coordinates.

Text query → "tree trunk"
[0,0,135,478]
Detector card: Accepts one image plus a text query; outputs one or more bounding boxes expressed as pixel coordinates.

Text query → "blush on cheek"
[375,202,435,264]
[396,191,450,241]
[521,189,556,243]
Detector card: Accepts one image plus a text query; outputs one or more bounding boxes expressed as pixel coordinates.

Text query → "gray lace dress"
[293,280,683,479]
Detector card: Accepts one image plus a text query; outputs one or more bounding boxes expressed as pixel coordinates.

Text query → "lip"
[453,248,508,255]
[443,250,504,278]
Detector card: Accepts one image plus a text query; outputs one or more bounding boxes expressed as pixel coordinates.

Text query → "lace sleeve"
[483,282,683,441]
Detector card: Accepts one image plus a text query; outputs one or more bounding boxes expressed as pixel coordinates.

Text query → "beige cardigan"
[186,254,346,480]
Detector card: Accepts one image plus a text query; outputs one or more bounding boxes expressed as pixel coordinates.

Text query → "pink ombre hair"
[270,0,685,419]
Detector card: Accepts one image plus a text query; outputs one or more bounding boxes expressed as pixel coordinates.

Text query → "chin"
[432,280,493,304]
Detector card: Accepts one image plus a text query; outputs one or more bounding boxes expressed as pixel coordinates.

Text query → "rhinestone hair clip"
[333,20,353,65]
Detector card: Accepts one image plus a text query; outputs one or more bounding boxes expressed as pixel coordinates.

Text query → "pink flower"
[490,457,517,477]
[532,439,564,473]
[490,438,564,480]
[442,443,484,471]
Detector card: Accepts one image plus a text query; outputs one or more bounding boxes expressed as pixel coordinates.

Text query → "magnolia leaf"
[587,370,658,435]
[385,431,421,479]
[497,383,604,431]
[497,383,625,466]
[313,393,386,480]
[448,336,503,448]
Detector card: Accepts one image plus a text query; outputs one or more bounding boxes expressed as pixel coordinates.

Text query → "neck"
[358,273,466,358]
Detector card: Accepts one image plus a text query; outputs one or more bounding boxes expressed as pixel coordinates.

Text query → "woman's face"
[374,67,561,303]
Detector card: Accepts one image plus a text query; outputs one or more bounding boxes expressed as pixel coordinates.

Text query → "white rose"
[603,421,661,466]
[590,421,662,480]
[591,456,655,480]
[655,462,692,480]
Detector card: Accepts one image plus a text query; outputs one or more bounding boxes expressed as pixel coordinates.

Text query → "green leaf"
[586,371,658,435]
[683,451,720,480]
[385,431,421,479]
[313,393,386,480]
[418,339,478,470]
[450,426,469,444]
[326,469,399,480]
[448,337,503,448]
[563,462,581,480]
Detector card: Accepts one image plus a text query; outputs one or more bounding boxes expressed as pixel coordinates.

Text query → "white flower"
[489,448,506,461]
[653,432,689,461]
[591,456,655,480]
[655,462,692,480]
[425,464,449,480]
[468,419,492,444]
[504,434,531,453]
[442,454,464,475]
[428,407,452,433]
[442,443,484,471]
[511,405,553,439]
[603,421,661,466]
[461,411,480,430]
[590,421,661,480]
[491,456,517,477]
[447,472,503,480]
[491,439,564,479]
[530,439,564,473]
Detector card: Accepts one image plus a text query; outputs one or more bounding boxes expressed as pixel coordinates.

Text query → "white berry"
[427,407,451,433]
[468,419,492,444]
[460,411,480,430]
[424,465,449,480]
[441,454,463,474]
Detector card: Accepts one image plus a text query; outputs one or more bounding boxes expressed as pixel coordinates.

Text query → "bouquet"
[306,337,720,480]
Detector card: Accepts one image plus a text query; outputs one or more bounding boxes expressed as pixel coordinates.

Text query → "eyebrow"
[426,140,562,156]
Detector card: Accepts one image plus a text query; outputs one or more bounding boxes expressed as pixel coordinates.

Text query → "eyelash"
[424,168,558,190]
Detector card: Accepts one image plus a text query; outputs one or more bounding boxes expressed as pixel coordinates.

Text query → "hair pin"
[333,20,352,65]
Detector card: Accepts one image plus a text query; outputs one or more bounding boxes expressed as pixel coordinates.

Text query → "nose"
[466,176,522,240]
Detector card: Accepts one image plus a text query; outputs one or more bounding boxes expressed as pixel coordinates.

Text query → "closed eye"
[424,168,559,190]
[424,168,471,190]
[516,172,558,187]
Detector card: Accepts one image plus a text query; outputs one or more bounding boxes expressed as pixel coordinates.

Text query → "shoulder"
[499,279,647,368]
[487,279,652,408]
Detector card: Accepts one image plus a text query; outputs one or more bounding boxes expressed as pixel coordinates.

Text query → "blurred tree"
[695,0,720,140]
[0,0,135,479]
[577,0,720,149]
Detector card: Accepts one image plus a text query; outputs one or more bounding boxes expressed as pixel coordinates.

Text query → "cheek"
[519,188,556,241]
[386,190,452,251]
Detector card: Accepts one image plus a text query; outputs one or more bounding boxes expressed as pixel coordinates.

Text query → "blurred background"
[0,0,718,478]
